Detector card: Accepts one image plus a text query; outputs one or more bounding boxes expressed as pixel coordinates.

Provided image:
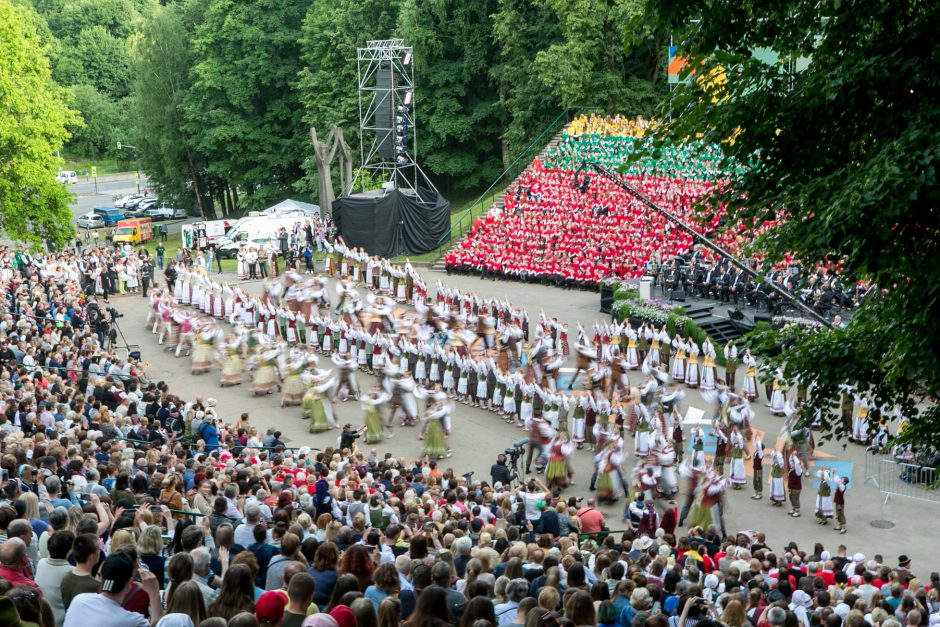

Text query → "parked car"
[124,205,150,218]
[77,212,105,229]
[171,207,187,219]
[142,208,168,222]
[123,196,147,210]
[92,207,125,226]
[114,193,144,209]
[138,197,159,211]
[56,171,78,184]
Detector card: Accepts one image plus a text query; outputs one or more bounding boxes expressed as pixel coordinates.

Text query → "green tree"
[131,0,213,215]
[397,0,505,191]
[66,84,119,156]
[297,0,401,196]
[649,0,940,448]
[491,0,563,158]
[534,0,665,114]
[0,0,79,248]
[185,0,309,208]
[57,25,134,98]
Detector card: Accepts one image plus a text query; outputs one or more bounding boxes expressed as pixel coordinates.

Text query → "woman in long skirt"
[671,338,687,382]
[728,427,748,489]
[571,396,587,449]
[769,450,786,506]
[422,402,451,459]
[362,389,389,444]
[251,349,280,396]
[306,378,338,432]
[219,338,243,386]
[700,351,717,391]
[546,433,573,490]
[281,360,306,407]
[769,373,787,415]
[502,376,517,420]
[685,343,700,388]
[742,351,759,400]
[191,330,217,374]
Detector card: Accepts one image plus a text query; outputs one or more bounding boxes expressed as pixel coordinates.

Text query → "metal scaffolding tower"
[356,39,438,200]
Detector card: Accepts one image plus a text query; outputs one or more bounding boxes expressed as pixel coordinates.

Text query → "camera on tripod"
[505,443,525,460]
[107,306,123,320]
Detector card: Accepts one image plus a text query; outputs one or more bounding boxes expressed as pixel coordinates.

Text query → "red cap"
[255,590,288,624]
[329,605,357,627]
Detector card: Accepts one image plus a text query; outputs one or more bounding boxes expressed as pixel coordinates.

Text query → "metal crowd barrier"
[863,450,939,505]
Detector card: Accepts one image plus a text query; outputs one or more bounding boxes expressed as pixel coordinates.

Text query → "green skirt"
[688,504,714,529]
[424,421,447,458]
[365,409,384,443]
[546,459,568,484]
[305,396,330,432]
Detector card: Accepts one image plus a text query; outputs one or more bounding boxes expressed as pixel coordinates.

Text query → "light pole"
[116,141,141,194]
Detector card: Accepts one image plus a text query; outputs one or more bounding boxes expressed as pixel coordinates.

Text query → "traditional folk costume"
[545,434,574,490]
[742,352,759,400]
[685,342,700,388]
[728,427,747,488]
[422,401,451,459]
[769,450,786,505]
[305,375,338,432]
[191,328,219,374]
[852,396,870,443]
[688,470,727,536]
[362,391,389,443]
[833,475,848,533]
[595,439,626,503]
[219,335,244,386]
[787,452,804,517]
[251,348,280,396]
[653,436,678,496]
[670,338,687,382]
[815,468,836,524]
[751,436,765,500]
[700,346,717,391]
[769,371,787,415]
[723,342,738,389]
[280,354,308,406]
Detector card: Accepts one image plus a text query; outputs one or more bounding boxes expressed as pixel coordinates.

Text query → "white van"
[56,170,78,184]
[217,215,311,258]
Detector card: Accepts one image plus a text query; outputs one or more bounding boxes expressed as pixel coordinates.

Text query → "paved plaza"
[114,264,940,561]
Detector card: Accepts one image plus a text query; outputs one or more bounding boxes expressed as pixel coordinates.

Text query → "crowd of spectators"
[0,244,935,627]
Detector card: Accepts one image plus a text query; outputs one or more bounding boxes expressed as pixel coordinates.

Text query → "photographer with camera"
[490,453,516,487]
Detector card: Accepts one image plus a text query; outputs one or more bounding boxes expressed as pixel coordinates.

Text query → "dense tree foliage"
[649,0,940,449]
[16,0,666,229]
[0,0,79,247]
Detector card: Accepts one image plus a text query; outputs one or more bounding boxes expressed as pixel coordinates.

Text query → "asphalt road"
[67,173,197,234]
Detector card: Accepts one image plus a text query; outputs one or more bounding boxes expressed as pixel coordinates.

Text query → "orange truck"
[112,218,154,245]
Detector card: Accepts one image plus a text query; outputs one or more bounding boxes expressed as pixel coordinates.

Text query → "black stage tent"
[332,186,450,257]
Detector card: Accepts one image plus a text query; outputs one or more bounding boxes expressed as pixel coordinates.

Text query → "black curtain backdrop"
[333,187,449,257]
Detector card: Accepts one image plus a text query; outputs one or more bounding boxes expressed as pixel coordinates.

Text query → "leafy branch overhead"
[647,0,940,449]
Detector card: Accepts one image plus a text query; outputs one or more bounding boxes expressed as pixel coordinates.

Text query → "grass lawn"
[60,156,130,177]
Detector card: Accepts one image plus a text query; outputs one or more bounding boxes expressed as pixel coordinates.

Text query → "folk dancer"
[815,467,836,525]
[742,350,759,400]
[751,435,765,500]
[362,387,390,444]
[728,425,748,489]
[304,372,339,432]
[787,450,804,517]
[833,473,848,534]
[769,449,787,506]
[688,469,728,537]
[723,341,738,389]
[546,432,574,490]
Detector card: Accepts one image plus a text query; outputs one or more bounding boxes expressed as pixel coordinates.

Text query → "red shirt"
[0,565,40,591]
[576,507,606,533]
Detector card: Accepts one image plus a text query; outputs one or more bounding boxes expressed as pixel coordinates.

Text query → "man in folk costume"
[815,467,836,525]
[632,403,653,458]
[787,450,804,517]
[728,424,748,489]
[751,434,765,500]
[712,425,729,475]
[633,462,659,503]
[769,449,787,506]
[833,472,849,534]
